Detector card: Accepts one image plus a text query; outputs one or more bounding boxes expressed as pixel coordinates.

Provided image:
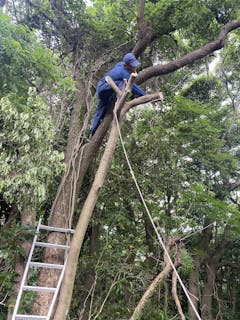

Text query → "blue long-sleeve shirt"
[97,62,146,97]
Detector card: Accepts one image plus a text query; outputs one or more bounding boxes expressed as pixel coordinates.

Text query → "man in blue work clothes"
[90,52,146,136]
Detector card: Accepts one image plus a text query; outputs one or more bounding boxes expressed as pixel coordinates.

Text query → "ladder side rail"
[46,256,69,320]
[12,218,42,320]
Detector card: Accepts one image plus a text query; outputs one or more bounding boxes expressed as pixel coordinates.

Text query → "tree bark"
[78,223,100,320]
[143,214,156,266]
[200,223,230,320]
[64,77,87,163]
[188,256,201,320]
[133,0,154,58]
[201,262,217,320]
[172,271,185,320]
[171,243,185,320]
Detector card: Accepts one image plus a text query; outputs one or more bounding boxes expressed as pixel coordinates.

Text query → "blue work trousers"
[90,80,117,135]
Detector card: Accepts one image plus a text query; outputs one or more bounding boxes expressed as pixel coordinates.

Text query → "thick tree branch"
[133,0,154,58]
[214,224,231,260]
[137,0,145,31]
[136,19,240,84]
[171,243,185,320]
[172,271,186,320]
[123,92,163,113]
[105,76,163,115]
[133,26,154,59]
[130,251,171,320]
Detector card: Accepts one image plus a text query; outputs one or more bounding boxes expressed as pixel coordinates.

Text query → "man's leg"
[90,89,114,136]
[90,98,106,136]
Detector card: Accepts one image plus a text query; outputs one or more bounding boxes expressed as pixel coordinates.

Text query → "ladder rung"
[35,241,70,250]
[23,285,56,293]
[39,224,75,233]
[15,315,47,320]
[29,262,64,270]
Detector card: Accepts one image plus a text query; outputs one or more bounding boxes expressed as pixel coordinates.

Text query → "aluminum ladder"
[12,218,74,320]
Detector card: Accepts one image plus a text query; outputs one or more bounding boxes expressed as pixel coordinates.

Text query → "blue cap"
[123,53,139,68]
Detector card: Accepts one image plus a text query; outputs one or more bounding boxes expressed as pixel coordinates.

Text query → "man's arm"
[132,83,146,96]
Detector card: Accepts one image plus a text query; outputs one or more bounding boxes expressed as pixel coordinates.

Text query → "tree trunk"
[200,223,230,320]
[188,256,201,320]
[143,214,157,266]
[201,262,217,320]
[78,223,100,320]
[64,77,87,163]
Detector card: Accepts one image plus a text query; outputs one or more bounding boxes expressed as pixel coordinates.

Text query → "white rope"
[113,111,202,320]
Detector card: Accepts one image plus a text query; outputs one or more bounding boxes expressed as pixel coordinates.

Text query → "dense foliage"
[0,8,74,316]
